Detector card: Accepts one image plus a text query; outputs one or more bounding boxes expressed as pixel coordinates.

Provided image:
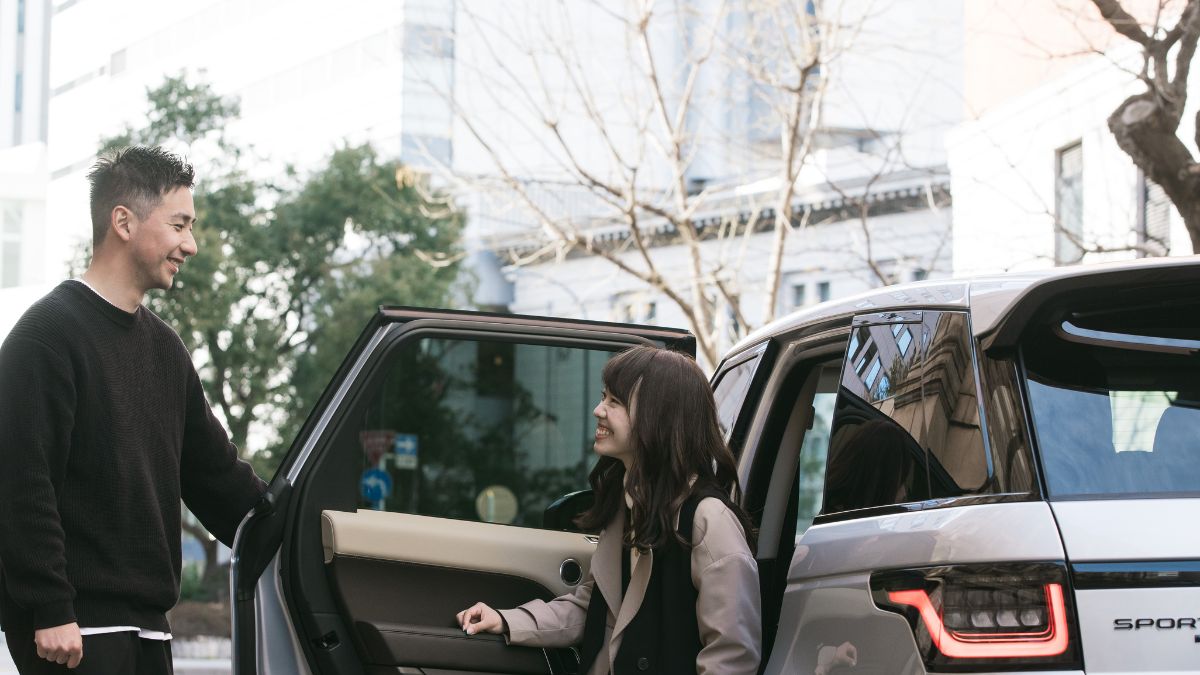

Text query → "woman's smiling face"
[593,387,635,466]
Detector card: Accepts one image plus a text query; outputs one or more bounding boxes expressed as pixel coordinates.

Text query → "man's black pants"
[4,629,174,675]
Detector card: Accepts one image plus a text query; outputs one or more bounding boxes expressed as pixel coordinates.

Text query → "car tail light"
[871,563,1082,671]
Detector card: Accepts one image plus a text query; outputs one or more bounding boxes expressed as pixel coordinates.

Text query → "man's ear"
[110,205,135,243]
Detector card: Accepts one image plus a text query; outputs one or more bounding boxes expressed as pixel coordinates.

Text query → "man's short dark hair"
[87,146,195,248]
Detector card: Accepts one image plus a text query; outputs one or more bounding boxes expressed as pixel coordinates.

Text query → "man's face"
[127,187,197,292]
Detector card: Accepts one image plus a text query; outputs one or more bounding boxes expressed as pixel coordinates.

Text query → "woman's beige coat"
[498,498,761,675]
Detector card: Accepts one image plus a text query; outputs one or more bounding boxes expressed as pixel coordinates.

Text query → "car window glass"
[1023,318,1199,497]
[977,355,1037,494]
[1111,391,1175,452]
[712,349,764,443]
[823,311,988,514]
[920,313,988,496]
[797,366,838,536]
[356,337,612,528]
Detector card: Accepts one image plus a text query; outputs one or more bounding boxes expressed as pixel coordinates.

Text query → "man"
[0,146,267,673]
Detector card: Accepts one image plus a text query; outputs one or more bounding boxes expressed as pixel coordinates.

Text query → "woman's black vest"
[578,488,726,674]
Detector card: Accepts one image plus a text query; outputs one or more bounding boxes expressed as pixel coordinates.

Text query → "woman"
[457,346,761,675]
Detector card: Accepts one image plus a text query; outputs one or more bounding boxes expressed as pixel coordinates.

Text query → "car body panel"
[1053,500,1200,673]
[253,553,312,675]
[1051,500,1200,561]
[769,502,1068,674]
[1074,587,1200,674]
[766,574,924,675]
[791,501,1067,580]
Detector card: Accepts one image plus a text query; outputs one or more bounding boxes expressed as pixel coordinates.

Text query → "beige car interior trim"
[322,509,595,597]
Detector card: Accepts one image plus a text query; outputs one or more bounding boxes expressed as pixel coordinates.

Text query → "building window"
[1137,172,1171,257]
[17,0,26,33]
[864,357,882,389]
[403,23,455,59]
[613,291,657,324]
[897,327,913,355]
[1054,142,1084,265]
[400,133,452,168]
[1,206,22,288]
[110,50,127,76]
[14,73,23,114]
[816,280,830,302]
[854,342,878,376]
[1,243,21,287]
[791,283,806,309]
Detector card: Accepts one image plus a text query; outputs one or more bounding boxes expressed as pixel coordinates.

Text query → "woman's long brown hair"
[575,346,756,551]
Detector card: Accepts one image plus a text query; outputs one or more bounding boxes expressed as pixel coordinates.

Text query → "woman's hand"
[456,602,505,635]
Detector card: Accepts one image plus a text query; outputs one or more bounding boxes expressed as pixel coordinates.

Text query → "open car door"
[230,307,695,675]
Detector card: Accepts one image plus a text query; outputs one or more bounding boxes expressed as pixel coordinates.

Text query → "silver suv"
[230,256,1198,674]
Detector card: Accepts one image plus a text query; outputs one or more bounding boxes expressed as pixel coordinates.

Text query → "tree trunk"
[1107,93,1200,252]
[183,518,224,594]
[1179,200,1200,252]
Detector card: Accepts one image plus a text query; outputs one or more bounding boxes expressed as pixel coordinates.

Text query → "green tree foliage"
[98,74,463,584]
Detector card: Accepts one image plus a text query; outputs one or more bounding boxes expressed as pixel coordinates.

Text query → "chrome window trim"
[1055,319,1200,355]
[284,324,395,484]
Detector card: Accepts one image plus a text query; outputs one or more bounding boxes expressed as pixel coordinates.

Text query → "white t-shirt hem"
[79,626,172,640]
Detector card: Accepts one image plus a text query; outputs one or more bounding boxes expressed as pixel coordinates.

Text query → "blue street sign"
[361,468,392,504]
[393,433,419,470]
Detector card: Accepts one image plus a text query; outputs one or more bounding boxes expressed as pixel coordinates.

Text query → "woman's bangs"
[601,348,650,404]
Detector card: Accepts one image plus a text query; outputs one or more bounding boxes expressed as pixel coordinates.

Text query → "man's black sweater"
[0,281,266,632]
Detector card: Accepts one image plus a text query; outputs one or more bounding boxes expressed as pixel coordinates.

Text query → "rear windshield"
[1022,316,1199,498]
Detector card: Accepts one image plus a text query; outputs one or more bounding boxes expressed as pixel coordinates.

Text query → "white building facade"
[503,170,953,330]
[947,1,1195,274]
[0,0,49,147]
[0,0,51,290]
[45,0,457,278]
[469,0,965,358]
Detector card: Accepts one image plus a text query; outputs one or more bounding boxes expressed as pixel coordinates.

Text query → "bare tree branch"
[413,0,902,366]
[1092,0,1154,45]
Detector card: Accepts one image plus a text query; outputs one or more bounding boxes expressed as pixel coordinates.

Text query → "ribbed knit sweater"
[0,281,266,632]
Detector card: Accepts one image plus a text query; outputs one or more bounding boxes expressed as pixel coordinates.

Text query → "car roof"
[725,256,1199,361]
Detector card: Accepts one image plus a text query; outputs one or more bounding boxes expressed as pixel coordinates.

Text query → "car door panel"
[321,510,594,596]
[320,488,596,673]
[324,509,595,667]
